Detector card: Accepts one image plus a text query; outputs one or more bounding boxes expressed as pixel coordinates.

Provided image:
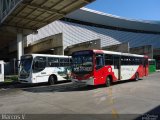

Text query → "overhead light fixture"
[50,48,54,51]
[33,30,38,34]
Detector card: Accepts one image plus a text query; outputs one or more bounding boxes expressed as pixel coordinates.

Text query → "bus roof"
[93,50,148,58]
[22,54,71,58]
[148,59,155,61]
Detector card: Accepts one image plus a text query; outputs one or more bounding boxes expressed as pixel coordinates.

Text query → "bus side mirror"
[17,60,20,68]
[17,64,20,68]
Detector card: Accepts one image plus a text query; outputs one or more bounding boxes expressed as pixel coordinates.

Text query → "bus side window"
[121,56,125,65]
[59,58,70,67]
[33,57,46,72]
[135,57,140,65]
[114,55,120,69]
[64,58,70,66]
[48,57,59,67]
[105,54,113,65]
[69,58,72,66]
[96,54,104,70]
[121,56,130,65]
[59,58,64,67]
[149,60,155,65]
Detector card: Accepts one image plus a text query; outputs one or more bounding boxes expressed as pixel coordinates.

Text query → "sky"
[86,0,160,21]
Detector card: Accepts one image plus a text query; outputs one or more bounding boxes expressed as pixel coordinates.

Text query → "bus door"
[95,54,105,84]
[33,57,48,83]
[113,55,121,80]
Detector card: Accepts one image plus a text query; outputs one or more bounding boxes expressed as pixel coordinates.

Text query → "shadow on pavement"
[0,80,70,89]
[22,82,99,93]
[22,79,139,93]
[0,78,141,93]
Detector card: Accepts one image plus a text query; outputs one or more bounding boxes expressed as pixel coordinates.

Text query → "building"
[8,7,160,69]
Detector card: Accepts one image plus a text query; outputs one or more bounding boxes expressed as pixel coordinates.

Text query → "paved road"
[0,72,160,119]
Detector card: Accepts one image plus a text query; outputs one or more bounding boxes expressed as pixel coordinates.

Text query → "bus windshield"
[72,55,93,74]
[19,56,33,79]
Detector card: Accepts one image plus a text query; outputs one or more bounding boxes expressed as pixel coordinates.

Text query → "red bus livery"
[71,50,148,86]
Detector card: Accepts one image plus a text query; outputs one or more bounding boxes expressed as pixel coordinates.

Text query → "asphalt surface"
[0,72,160,120]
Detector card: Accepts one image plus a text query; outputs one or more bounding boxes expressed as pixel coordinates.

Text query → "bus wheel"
[135,72,139,81]
[48,75,56,85]
[106,76,111,87]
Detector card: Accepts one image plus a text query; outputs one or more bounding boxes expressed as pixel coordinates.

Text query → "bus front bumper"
[72,77,94,85]
[18,78,34,84]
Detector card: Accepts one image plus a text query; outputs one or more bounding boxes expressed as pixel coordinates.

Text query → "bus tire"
[135,72,139,81]
[48,75,57,85]
[106,76,111,87]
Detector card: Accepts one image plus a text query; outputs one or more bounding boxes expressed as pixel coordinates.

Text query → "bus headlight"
[89,77,94,80]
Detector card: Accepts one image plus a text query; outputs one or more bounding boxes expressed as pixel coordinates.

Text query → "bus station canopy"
[0,0,94,49]
[2,0,94,30]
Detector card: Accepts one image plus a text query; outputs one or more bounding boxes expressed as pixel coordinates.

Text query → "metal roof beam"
[22,3,66,16]
[21,11,48,27]
[22,0,48,18]
[48,0,65,9]
[9,1,49,26]
[80,0,90,3]
[58,0,78,12]
[2,23,36,31]
[9,15,47,24]
[79,0,95,3]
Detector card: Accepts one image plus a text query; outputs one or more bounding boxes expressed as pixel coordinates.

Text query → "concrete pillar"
[17,32,24,61]
[54,47,64,55]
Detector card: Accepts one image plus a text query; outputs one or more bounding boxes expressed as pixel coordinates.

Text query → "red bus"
[71,50,148,86]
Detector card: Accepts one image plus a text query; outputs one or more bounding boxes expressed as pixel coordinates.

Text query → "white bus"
[18,54,71,84]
